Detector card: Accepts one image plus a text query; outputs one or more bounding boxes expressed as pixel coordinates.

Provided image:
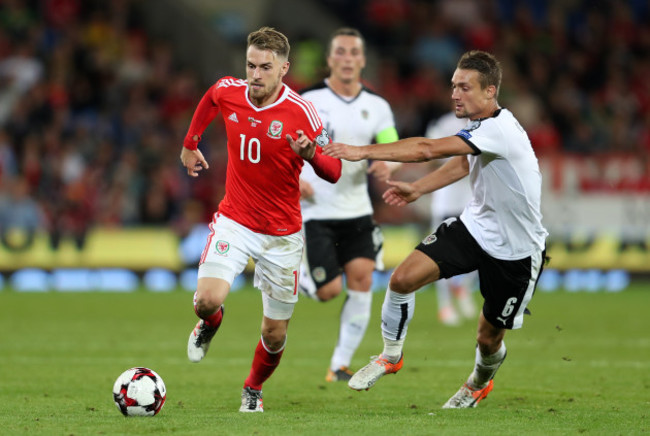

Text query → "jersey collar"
[474,108,502,122]
[324,79,363,104]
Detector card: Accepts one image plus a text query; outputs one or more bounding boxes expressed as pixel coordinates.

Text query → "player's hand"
[299,178,314,200]
[180,147,209,177]
[382,180,421,206]
[322,142,363,161]
[287,130,316,160]
[367,161,392,182]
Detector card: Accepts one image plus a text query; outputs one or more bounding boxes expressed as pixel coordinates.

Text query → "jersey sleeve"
[182,80,223,150]
[456,119,503,156]
[307,140,341,183]
[289,91,341,182]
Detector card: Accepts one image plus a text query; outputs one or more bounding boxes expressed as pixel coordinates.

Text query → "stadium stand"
[0,0,648,276]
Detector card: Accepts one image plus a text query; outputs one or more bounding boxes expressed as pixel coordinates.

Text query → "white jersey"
[299,80,396,221]
[425,112,472,224]
[457,108,548,260]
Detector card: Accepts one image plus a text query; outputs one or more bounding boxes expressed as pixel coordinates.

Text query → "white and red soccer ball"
[113,367,166,417]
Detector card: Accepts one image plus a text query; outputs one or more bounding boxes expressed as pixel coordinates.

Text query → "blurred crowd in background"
[0,0,648,251]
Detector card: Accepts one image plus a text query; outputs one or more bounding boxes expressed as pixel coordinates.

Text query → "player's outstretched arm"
[322,142,365,161]
[324,136,473,163]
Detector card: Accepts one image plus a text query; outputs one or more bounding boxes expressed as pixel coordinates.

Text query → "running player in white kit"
[325,50,548,409]
[298,28,399,383]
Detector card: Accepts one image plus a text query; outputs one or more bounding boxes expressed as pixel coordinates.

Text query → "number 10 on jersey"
[240,134,261,163]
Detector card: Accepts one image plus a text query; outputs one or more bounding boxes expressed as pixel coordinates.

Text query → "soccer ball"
[112,367,167,417]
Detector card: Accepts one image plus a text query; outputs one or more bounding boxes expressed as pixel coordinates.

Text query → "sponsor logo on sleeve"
[457,120,481,140]
[457,130,472,140]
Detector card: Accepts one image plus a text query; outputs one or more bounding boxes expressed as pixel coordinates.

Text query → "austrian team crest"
[312,267,326,283]
[215,240,230,256]
[267,120,283,138]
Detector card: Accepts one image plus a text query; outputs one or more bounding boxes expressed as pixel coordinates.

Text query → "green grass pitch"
[1,282,649,435]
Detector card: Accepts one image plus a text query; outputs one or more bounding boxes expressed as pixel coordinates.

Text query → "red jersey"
[184,77,340,235]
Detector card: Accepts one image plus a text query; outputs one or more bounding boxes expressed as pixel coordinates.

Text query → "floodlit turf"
[1,282,649,435]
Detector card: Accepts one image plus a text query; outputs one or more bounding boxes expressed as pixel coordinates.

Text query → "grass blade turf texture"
[0,283,648,435]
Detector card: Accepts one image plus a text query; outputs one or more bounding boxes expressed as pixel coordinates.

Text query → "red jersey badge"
[267,120,283,138]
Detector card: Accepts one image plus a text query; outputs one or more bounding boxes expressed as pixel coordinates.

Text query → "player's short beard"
[455,104,479,120]
[250,71,283,102]
[455,108,469,119]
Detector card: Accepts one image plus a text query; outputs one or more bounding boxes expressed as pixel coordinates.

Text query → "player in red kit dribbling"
[180,27,341,413]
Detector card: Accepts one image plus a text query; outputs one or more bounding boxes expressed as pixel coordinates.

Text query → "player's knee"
[346,274,373,292]
[194,291,222,316]
[261,331,286,352]
[476,335,502,355]
[315,280,343,301]
[388,269,418,293]
[315,289,336,301]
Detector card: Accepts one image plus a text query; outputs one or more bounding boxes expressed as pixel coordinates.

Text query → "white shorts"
[198,214,303,317]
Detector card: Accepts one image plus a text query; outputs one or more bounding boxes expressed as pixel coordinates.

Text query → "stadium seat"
[143,268,178,292]
[11,268,50,292]
[371,270,392,292]
[51,269,94,292]
[583,269,604,292]
[96,269,139,292]
[537,268,561,292]
[180,268,199,292]
[604,270,629,292]
[231,274,245,292]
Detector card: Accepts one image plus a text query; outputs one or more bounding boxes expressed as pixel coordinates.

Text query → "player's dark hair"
[247,27,290,60]
[457,50,502,97]
[327,27,364,56]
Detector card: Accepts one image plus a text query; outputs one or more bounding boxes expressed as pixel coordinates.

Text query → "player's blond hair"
[247,27,290,61]
[457,50,502,97]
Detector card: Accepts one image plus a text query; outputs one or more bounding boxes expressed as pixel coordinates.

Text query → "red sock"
[244,338,285,391]
[194,304,223,329]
